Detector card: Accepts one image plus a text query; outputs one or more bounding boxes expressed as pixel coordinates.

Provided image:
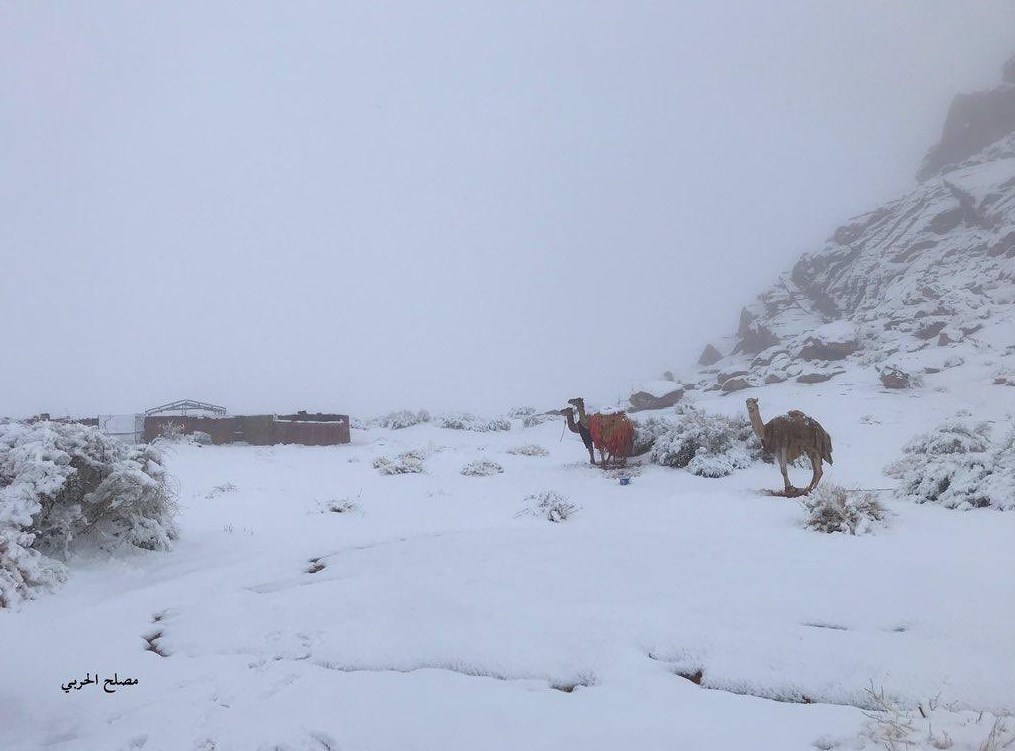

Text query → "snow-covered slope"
[1,375,1014,750]
[691,62,1015,394]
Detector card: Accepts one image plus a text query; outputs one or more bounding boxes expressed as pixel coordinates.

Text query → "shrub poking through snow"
[507,406,536,418]
[520,490,579,523]
[157,421,186,441]
[438,412,511,432]
[507,444,549,457]
[460,459,504,476]
[372,450,427,475]
[801,484,887,535]
[374,410,431,430]
[861,682,1015,751]
[522,412,555,428]
[630,416,677,456]
[649,407,761,477]
[324,499,360,514]
[0,420,178,607]
[886,412,1015,510]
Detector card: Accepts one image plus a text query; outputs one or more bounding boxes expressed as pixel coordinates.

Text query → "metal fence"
[97,414,145,444]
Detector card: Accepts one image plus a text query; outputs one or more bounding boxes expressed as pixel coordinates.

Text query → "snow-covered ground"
[1,372,1014,751]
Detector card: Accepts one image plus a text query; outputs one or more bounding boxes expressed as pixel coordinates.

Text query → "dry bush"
[460,459,504,476]
[801,484,887,535]
[506,444,549,457]
[507,406,536,418]
[519,490,579,523]
[522,413,556,428]
[650,406,761,477]
[1,420,178,607]
[372,450,426,475]
[886,413,1015,510]
[438,412,511,432]
[374,410,430,429]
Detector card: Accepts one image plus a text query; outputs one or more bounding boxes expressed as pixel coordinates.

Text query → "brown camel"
[745,397,832,496]
[568,397,634,469]
[559,407,596,464]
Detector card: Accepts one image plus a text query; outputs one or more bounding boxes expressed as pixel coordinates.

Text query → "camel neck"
[747,407,766,440]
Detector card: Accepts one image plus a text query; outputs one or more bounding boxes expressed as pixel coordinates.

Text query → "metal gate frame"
[97,414,145,444]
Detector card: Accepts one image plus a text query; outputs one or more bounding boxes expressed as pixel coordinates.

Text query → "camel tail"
[821,429,833,464]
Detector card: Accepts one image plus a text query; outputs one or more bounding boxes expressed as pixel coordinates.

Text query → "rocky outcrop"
[629,386,684,412]
[721,377,753,393]
[917,86,1015,182]
[918,54,1015,182]
[733,309,780,355]
[698,344,722,366]
[797,321,859,361]
[880,365,914,390]
[675,53,1015,395]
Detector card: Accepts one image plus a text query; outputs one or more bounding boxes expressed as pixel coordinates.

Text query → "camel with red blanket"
[565,397,634,469]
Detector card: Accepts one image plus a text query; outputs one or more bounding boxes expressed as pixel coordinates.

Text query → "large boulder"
[698,344,723,366]
[880,364,914,389]
[629,381,685,412]
[733,308,780,355]
[797,321,859,361]
[796,371,844,385]
[721,377,753,393]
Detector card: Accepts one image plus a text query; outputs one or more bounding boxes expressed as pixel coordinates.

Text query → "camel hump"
[787,409,806,419]
[588,412,634,455]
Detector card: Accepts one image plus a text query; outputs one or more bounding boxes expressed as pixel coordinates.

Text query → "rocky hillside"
[663,54,1015,400]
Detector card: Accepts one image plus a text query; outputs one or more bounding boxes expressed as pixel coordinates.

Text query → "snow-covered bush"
[460,459,504,476]
[522,412,555,428]
[801,484,887,535]
[507,444,549,457]
[153,421,184,441]
[519,490,579,523]
[507,406,536,418]
[650,407,760,477]
[886,413,1014,510]
[153,423,211,447]
[438,412,511,432]
[0,421,178,607]
[374,410,430,430]
[324,499,360,514]
[372,450,426,475]
[630,416,676,456]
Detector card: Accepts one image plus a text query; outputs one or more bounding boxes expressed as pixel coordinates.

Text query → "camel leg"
[779,448,795,496]
[805,454,823,493]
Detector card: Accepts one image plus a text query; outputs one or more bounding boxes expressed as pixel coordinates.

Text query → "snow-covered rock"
[690,60,1015,391]
[628,381,685,412]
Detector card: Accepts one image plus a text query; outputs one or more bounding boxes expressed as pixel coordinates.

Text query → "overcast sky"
[3,1,1015,419]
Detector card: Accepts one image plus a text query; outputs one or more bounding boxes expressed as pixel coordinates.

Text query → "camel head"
[745,397,759,413]
[567,397,584,408]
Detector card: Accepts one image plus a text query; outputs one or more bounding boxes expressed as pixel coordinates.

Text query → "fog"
[3,1,1014,419]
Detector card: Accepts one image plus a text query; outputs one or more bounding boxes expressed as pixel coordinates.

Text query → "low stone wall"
[142,414,349,446]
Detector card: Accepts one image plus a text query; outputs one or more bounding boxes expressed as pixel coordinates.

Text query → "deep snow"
[1,372,1014,751]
